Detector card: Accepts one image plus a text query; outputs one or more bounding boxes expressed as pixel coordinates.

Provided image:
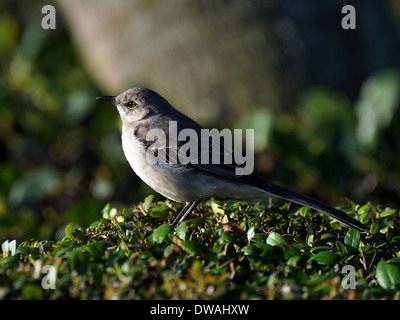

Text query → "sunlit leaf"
[308,251,338,265]
[380,209,396,218]
[151,224,171,244]
[344,229,360,254]
[142,195,154,212]
[247,226,255,242]
[176,221,187,241]
[266,232,285,246]
[64,223,74,239]
[376,261,400,290]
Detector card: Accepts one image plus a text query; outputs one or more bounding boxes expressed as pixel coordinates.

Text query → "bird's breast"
[120,125,264,204]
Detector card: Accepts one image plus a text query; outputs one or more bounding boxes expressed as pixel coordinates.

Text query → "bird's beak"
[96,96,117,105]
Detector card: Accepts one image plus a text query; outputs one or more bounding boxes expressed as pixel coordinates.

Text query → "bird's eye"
[127,101,136,108]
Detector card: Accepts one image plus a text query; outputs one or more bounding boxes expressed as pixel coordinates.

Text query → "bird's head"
[96,87,171,123]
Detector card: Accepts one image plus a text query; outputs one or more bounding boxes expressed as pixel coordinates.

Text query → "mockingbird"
[97,87,368,233]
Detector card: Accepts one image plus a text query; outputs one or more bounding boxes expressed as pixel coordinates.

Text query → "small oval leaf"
[344,229,360,253]
[247,226,255,242]
[142,195,154,212]
[179,240,207,256]
[152,224,171,244]
[380,209,396,218]
[376,260,400,290]
[308,251,338,265]
[64,223,74,239]
[176,221,187,241]
[266,232,286,246]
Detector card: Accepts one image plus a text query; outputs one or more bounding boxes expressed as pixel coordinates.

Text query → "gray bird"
[96,87,368,232]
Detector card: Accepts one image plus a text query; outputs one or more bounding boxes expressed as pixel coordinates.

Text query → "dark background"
[1,0,399,242]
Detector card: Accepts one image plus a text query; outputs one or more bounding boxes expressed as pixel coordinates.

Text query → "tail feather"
[263,181,369,232]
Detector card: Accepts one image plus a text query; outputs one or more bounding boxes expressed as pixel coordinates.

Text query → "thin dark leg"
[170,202,191,229]
[170,200,200,231]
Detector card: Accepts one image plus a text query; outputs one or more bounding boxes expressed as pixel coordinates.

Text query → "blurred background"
[1,0,400,242]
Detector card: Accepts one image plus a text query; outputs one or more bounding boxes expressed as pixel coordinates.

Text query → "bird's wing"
[190,139,369,232]
[133,118,368,232]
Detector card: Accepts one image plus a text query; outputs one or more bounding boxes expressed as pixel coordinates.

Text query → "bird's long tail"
[262,181,369,232]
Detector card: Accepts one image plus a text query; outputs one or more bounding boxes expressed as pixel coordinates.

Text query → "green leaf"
[16,246,40,257]
[64,223,74,239]
[266,232,298,259]
[180,240,207,256]
[287,255,302,267]
[344,229,360,254]
[162,244,173,255]
[309,246,332,253]
[335,241,348,257]
[211,201,225,215]
[89,220,102,229]
[176,221,187,241]
[358,204,371,223]
[142,195,154,212]
[376,260,400,290]
[0,255,18,268]
[102,206,117,220]
[306,224,314,246]
[266,232,286,246]
[320,233,335,240]
[152,224,171,244]
[247,226,255,242]
[122,208,130,218]
[370,222,383,234]
[380,209,396,218]
[101,203,111,219]
[308,251,338,265]
[149,209,169,218]
[298,206,311,217]
[64,223,85,243]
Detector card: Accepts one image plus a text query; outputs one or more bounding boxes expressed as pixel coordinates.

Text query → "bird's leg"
[170,200,200,231]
